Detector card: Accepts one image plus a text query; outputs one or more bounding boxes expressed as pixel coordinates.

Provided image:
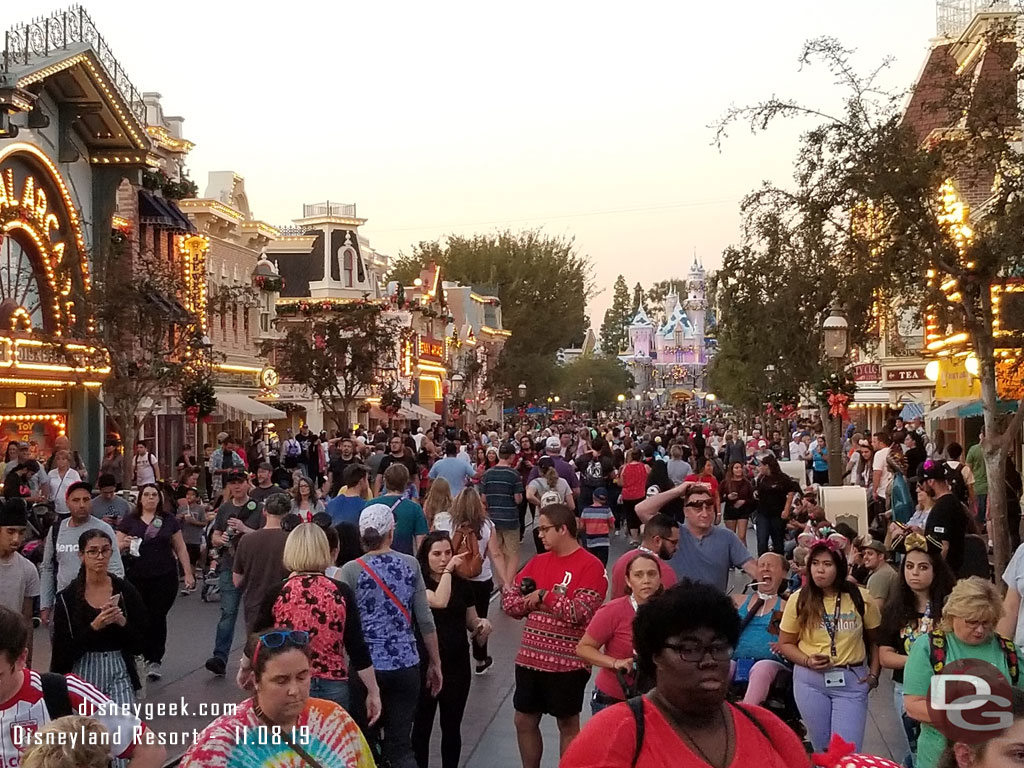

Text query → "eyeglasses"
[685,500,716,510]
[536,524,558,535]
[252,630,310,668]
[664,640,734,663]
[83,547,113,559]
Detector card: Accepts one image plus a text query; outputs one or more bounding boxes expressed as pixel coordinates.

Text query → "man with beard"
[608,513,679,597]
[325,436,359,497]
[920,460,969,575]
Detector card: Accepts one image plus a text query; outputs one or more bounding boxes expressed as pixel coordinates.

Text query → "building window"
[232,304,238,343]
[260,312,269,333]
[343,250,353,287]
[244,308,250,342]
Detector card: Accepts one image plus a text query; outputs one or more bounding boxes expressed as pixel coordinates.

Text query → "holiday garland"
[380,387,403,415]
[815,370,857,421]
[764,390,799,418]
[449,396,467,418]
[180,376,217,423]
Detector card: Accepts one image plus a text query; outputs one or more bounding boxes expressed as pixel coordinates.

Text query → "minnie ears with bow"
[797,531,849,553]
[889,522,943,556]
[813,734,902,768]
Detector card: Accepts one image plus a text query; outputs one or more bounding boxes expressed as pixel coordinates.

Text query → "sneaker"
[475,657,493,675]
[32,616,41,628]
[146,662,162,681]
[180,587,190,596]
[205,656,226,676]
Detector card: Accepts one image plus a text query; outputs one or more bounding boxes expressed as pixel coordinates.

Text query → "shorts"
[184,542,201,567]
[513,666,590,718]
[723,504,751,521]
[495,527,521,561]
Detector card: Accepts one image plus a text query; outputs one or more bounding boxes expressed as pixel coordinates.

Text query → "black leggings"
[127,570,179,663]
[464,578,492,662]
[412,653,472,768]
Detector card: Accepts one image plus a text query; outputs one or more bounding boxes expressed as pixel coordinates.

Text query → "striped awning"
[899,402,925,420]
[214,389,285,422]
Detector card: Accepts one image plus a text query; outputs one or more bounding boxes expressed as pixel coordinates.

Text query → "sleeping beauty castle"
[618,256,714,401]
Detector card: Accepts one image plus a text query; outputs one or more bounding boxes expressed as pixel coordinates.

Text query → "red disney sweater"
[501,547,608,673]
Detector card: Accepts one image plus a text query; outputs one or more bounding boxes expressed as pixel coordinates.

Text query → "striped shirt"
[480,466,524,530]
[1,670,143,767]
[502,548,607,673]
[580,505,616,548]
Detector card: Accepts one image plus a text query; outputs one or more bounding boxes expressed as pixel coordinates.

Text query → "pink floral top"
[255,574,372,681]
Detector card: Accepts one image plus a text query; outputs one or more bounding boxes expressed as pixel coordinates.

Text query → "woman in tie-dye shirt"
[180,629,376,768]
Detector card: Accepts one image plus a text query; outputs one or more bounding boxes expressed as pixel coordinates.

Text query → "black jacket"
[51,573,148,691]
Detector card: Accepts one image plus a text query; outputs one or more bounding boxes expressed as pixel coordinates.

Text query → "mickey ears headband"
[890,522,943,555]
[797,531,849,553]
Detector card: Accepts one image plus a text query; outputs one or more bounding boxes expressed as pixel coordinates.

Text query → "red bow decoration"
[812,733,901,768]
[828,391,850,421]
[185,405,199,425]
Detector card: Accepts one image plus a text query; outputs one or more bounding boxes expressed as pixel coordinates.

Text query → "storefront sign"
[418,337,444,362]
[886,368,927,383]
[853,364,881,382]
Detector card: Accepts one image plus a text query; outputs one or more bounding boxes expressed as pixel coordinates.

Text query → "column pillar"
[67,386,103,479]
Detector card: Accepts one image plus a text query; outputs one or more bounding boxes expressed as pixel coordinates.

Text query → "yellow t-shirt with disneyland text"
[779,586,881,666]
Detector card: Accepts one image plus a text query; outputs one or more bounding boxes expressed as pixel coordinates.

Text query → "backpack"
[583,458,605,488]
[450,522,484,579]
[889,471,914,524]
[40,672,74,718]
[539,487,563,509]
[928,629,1019,684]
[284,440,301,459]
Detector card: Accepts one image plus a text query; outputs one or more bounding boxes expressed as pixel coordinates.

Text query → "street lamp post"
[449,372,465,426]
[823,308,849,486]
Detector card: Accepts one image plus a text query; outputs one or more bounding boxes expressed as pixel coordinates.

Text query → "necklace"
[652,692,728,767]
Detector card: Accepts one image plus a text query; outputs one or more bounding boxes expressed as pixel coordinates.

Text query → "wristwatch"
[537,589,548,603]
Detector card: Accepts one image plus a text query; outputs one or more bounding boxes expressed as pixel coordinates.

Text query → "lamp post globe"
[518,382,527,400]
[823,308,850,360]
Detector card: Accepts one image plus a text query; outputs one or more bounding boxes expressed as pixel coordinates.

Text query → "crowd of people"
[0,411,1020,768]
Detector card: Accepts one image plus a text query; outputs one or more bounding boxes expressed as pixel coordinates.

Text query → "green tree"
[632,282,647,316]
[717,34,1024,574]
[260,304,400,432]
[83,229,204,482]
[388,230,591,400]
[600,275,632,355]
[646,279,687,324]
[555,354,635,414]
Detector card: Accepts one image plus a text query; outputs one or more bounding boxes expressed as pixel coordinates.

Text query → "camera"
[519,577,537,596]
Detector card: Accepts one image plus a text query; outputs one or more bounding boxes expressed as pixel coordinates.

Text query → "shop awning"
[900,402,925,420]
[927,399,975,422]
[214,389,285,421]
[138,190,196,232]
[400,402,440,422]
[853,389,890,404]
[957,399,1020,419]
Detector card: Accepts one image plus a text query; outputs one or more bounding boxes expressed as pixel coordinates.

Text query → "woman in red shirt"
[561,580,809,768]
[576,552,663,713]
[619,449,650,545]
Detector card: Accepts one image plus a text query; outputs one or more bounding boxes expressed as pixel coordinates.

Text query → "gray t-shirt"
[669,524,753,592]
[40,516,124,609]
[213,499,264,571]
[0,552,40,614]
[179,502,209,546]
[667,459,693,486]
[91,494,132,523]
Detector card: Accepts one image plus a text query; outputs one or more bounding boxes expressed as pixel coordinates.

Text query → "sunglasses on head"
[251,630,309,668]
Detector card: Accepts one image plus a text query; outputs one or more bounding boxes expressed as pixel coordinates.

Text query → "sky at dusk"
[11,0,940,330]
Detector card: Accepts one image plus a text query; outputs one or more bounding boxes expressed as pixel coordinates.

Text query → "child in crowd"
[579,487,616,565]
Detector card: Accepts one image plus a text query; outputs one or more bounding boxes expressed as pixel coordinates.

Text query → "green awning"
[957,399,1019,418]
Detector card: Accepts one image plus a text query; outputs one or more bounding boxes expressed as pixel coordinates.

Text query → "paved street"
[27,522,907,766]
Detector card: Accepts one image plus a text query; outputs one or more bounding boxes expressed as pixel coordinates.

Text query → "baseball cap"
[359,504,396,537]
[545,436,561,452]
[914,459,949,483]
[593,487,609,502]
[226,470,248,484]
[859,539,886,554]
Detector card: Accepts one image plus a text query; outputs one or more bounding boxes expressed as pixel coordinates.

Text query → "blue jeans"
[793,664,870,752]
[893,681,917,768]
[374,666,421,768]
[590,689,622,716]
[213,569,241,661]
[310,677,351,710]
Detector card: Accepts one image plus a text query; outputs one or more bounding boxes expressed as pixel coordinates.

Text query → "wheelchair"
[728,659,808,747]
